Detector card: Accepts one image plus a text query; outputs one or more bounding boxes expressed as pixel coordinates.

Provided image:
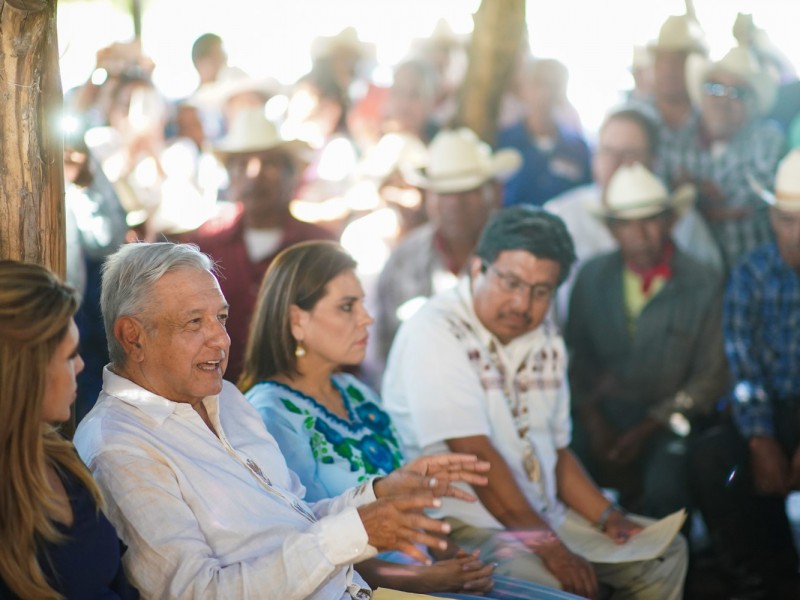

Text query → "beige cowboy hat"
[686,46,778,116]
[192,67,282,111]
[213,107,310,161]
[647,14,708,55]
[401,128,521,194]
[749,150,800,212]
[593,163,695,220]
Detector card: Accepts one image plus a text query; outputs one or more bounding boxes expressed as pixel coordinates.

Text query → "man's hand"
[374,453,490,502]
[603,510,643,545]
[536,537,599,599]
[750,436,790,496]
[606,418,662,465]
[358,496,454,563]
[415,550,495,595]
[584,412,617,460]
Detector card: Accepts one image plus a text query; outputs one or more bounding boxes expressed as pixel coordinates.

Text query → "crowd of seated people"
[5,7,800,599]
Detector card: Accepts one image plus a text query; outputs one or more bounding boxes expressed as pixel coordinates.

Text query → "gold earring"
[295,342,306,358]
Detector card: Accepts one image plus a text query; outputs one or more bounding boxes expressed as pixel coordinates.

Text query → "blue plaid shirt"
[724,242,800,438]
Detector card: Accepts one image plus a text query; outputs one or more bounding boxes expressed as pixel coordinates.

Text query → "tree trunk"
[455,0,526,145]
[0,0,65,277]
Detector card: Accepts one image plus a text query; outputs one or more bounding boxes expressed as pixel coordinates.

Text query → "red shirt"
[193,204,335,383]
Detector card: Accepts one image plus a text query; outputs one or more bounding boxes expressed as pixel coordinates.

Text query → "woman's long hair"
[238,241,356,392]
[0,260,103,599]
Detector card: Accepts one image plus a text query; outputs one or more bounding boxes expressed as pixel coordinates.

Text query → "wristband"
[596,503,622,531]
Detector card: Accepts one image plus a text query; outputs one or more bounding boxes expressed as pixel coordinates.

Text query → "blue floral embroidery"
[314,418,345,447]
[354,402,393,438]
[358,434,398,474]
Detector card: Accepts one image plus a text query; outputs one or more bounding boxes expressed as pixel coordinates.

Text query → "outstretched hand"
[374,453,490,502]
[358,496,453,563]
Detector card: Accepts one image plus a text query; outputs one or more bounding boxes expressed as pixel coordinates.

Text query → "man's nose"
[245,157,263,178]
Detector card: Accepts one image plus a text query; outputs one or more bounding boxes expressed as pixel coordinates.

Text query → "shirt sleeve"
[724,261,775,438]
[89,448,373,600]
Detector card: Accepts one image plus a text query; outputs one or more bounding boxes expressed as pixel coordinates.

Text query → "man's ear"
[468,256,484,281]
[114,316,146,363]
[288,305,309,342]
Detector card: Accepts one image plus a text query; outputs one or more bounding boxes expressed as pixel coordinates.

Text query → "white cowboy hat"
[647,14,708,55]
[192,67,281,111]
[686,46,778,116]
[213,107,310,160]
[310,27,375,62]
[401,128,521,194]
[594,162,695,220]
[749,150,800,212]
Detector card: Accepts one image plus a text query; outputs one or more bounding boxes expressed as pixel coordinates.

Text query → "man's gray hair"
[101,243,215,366]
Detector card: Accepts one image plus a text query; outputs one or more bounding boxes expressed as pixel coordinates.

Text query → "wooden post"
[0,0,65,277]
[455,0,526,145]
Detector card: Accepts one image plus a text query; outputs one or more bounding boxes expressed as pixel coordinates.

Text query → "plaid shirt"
[724,242,800,438]
[659,117,785,268]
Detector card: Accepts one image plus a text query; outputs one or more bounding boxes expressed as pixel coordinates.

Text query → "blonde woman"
[0,261,137,599]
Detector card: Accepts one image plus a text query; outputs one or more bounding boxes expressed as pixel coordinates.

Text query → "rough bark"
[455,0,526,145]
[0,0,65,277]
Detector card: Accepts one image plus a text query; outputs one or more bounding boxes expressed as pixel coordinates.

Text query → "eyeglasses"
[703,81,751,102]
[482,261,555,303]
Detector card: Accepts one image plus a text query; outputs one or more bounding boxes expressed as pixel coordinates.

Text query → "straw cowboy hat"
[192,67,281,111]
[750,150,800,212]
[594,163,695,220]
[213,107,310,160]
[401,128,521,194]
[686,46,778,115]
[648,14,708,55]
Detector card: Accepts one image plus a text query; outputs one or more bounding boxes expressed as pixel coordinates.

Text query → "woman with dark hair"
[239,241,580,600]
[0,260,137,599]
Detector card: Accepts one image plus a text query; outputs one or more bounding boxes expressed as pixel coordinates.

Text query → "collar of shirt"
[102,366,191,425]
[454,277,550,371]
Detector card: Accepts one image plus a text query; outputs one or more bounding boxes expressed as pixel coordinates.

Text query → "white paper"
[556,509,687,563]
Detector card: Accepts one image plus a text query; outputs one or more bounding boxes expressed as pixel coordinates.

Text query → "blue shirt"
[497,122,591,207]
[724,242,800,438]
[245,373,404,502]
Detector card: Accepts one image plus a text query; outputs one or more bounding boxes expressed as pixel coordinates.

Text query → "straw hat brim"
[213,138,312,164]
[403,148,522,193]
[592,183,696,220]
[748,173,800,212]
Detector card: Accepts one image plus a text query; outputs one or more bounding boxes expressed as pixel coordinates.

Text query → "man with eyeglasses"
[382,207,688,599]
[659,46,784,268]
[565,164,727,544]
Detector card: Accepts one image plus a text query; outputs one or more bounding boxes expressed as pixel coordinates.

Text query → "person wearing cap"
[192,108,335,382]
[545,107,722,325]
[565,163,728,530]
[372,128,521,372]
[662,45,785,267]
[497,58,591,208]
[382,206,688,599]
[689,150,800,597]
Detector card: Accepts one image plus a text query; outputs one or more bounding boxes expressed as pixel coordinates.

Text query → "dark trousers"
[571,419,692,521]
[689,407,800,584]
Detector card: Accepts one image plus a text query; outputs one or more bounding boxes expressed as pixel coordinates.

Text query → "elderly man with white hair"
[74,241,490,599]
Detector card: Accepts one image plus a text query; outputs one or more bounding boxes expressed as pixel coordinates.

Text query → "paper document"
[557,509,687,563]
